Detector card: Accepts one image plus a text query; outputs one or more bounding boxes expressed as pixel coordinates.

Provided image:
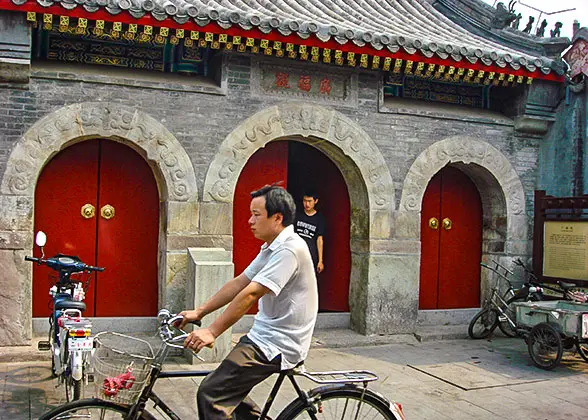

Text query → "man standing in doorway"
[178,184,318,420]
[295,189,326,274]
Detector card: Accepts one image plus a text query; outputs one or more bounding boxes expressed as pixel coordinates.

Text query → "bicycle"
[468,259,542,339]
[40,309,406,420]
[27,231,104,401]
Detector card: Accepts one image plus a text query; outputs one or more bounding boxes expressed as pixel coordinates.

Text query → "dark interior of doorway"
[287,142,351,312]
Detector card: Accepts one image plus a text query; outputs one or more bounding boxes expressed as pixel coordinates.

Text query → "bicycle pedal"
[37,341,51,351]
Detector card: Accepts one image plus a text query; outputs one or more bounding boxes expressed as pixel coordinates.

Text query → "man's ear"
[274,212,284,224]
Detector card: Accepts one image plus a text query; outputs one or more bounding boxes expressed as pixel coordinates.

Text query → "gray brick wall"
[0,51,537,211]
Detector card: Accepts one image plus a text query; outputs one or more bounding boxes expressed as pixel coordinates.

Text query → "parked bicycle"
[27,231,104,401]
[40,309,406,420]
[469,258,587,340]
[468,259,541,339]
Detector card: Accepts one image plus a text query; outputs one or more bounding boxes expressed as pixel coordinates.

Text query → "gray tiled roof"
[9,0,561,75]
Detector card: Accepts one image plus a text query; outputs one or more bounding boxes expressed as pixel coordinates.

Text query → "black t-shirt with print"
[294,211,326,269]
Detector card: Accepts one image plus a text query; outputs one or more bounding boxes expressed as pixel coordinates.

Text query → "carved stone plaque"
[252,58,357,106]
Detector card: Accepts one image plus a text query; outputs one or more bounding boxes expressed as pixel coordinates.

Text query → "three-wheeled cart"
[515,300,588,370]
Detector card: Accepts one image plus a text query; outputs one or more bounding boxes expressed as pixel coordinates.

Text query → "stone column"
[185,248,233,363]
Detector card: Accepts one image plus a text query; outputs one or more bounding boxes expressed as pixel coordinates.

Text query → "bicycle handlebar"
[24,255,105,273]
[157,309,206,360]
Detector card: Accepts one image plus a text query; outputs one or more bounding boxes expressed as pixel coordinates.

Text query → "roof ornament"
[522,16,534,33]
[535,19,547,37]
[511,13,523,29]
[491,1,518,29]
[550,22,563,38]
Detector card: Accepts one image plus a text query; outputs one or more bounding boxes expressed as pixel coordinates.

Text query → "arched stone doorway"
[398,136,528,316]
[0,102,198,346]
[203,103,397,334]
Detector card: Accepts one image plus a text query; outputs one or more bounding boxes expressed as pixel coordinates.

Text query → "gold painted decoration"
[246,37,255,46]
[311,46,319,56]
[260,39,269,48]
[287,43,294,52]
[174,29,184,38]
[219,33,228,43]
[516,75,524,83]
[238,44,247,52]
[372,55,380,69]
[273,41,282,50]
[184,38,193,47]
[128,23,137,33]
[43,13,52,24]
[212,41,220,49]
[96,20,105,29]
[190,31,199,39]
[405,60,413,74]
[299,45,307,54]
[59,16,69,26]
[27,12,36,22]
[170,36,179,45]
[276,49,284,57]
[264,47,272,55]
[160,27,169,36]
[233,35,241,44]
[527,77,533,84]
[113,22,122,31]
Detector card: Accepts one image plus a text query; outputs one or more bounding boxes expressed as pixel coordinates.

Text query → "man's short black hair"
[250,184,296,227]
[303,189,319,200]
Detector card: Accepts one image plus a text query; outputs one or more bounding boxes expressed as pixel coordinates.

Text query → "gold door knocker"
[101,204,115,220]
[428,217,439,230]
[442,217,452,230]
[81,204,95,219]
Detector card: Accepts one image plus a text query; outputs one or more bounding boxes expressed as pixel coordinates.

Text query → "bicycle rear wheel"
[276,385,402,420]
[39,398,129,419]
[468,308,498,339]
[527,323,562,370]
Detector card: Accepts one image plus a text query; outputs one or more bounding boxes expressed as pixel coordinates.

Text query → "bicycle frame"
[126,343,375,420]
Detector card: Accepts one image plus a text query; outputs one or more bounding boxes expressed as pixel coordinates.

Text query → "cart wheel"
[527,323,562,370]
[577,341,588,363]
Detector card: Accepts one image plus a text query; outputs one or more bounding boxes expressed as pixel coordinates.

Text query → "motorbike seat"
[55,300,86,312]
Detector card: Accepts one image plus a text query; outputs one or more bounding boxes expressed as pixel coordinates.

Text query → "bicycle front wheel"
[497,296,525,338]
[276,385,402,420]
[39,398,129,420]
[468,308,498,339]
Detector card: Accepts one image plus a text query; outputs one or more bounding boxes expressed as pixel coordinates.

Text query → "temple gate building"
[0,0,576,349]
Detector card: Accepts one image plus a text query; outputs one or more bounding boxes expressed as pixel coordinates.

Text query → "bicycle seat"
[55,300,86,312]
[558,281,577,291]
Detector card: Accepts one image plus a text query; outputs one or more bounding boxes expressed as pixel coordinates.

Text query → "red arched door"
[232,141,351,312]
[419,166,482,309]
[33,139,159,317]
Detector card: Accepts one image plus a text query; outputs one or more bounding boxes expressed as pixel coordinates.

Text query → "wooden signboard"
[533,191,588,284]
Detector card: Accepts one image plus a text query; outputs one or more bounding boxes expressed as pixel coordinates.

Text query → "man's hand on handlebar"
[184,328,215,352]
[177,309,204,329]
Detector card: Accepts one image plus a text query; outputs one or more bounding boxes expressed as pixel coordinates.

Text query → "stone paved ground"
[1,335,588,419]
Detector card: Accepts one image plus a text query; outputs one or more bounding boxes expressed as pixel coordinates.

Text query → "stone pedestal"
[185,248,233,363]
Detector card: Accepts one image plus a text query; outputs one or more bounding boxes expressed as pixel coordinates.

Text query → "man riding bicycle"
[178,184,318,420]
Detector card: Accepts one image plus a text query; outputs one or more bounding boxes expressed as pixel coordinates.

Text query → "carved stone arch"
[203,102,395,335]
[203,102,394,237]
[0,102,198,346]
[397,136,529,310]
[1,102,198,201]
[398,136,527,244]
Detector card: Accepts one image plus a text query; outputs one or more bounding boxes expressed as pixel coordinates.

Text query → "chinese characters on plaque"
[274,72,332,95]
[543,221,588,281]
[260,67,347,101]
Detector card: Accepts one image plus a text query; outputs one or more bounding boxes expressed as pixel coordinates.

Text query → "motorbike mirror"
[35,231,47,247]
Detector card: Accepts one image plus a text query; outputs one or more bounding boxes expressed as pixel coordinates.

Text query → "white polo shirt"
[244,224,318,370]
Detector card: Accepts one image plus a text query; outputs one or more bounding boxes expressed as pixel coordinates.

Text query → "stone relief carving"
[400,137,525,217]
[1,103,197,202]
[204,103,393,215]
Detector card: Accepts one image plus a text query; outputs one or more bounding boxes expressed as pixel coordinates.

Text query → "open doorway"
[233,140,351,312]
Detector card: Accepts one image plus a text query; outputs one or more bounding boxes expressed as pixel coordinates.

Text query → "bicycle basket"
[93,332,154,405]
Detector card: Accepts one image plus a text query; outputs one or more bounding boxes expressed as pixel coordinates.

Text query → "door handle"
[442,217,452,230]
[428,217,439,230]
[81,204,96,219]
[101,204,115,220]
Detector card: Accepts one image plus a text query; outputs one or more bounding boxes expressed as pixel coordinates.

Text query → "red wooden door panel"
[419,173,442,310]
[233,141,289,313]
[95,141,159,316]
[419,166,482,309]
[287,142,351,312]
[33,140,100,317]
[33,140,159,318]
[437,167,482,308]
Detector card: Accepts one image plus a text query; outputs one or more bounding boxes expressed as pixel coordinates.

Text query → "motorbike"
[27,231,105,401]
